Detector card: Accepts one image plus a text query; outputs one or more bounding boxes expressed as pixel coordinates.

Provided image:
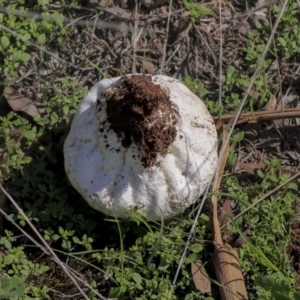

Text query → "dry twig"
[211,127,248,300]
[214,108,300,125]
[0,185,107,300]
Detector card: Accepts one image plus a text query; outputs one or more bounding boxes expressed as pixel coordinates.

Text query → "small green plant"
[226,130,245,168]
[183,76,209,98]
[183,0,211,23]
[183,76,222,115]
[0,276,25,298]
[0,231,49,299]
[273,2,300,59]
[222,65,271,111]
[255,274,300,300]
[0,3,69,76]
[223,158,298,298]
[243,2,300,67]
[91,215,212,299]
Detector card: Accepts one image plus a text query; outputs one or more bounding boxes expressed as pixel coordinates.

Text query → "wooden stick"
[211,126,248,300]
[211,126,230,245]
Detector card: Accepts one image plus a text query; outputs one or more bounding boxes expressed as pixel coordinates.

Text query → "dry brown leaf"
[237,162,267,175]
[138,60,155,73]
[262,94,277,111]
[191,260,211,294]
[240,90,277,111]
[220,199,234,227]
[236,20,251,35]
[232,224,251,248]
[213,244,248,300]
[220,199,234,241]
[4,85,46,118]
[220,200,251,246]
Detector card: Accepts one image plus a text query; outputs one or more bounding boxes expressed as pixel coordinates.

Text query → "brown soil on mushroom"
[106,74,179,168]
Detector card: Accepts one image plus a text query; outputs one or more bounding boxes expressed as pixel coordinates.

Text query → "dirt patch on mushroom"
[106,74,179,168]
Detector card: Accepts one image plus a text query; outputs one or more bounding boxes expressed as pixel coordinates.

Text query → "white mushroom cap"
[64,74,218,220]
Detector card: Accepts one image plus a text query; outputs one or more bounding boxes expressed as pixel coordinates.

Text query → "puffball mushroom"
[64,74,218,220]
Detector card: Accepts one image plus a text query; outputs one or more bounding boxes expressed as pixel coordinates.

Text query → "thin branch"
[0,184,92,300]
[212,128,230,245]
[159,0,173,74]
[218,0,223,106]
[213,107,300,124]
[132,0,138,73]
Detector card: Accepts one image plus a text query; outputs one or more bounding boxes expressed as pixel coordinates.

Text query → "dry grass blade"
[218,0,223,106]
[211,127,248,300]
[220,170,300,230]
[159,0,172,74]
